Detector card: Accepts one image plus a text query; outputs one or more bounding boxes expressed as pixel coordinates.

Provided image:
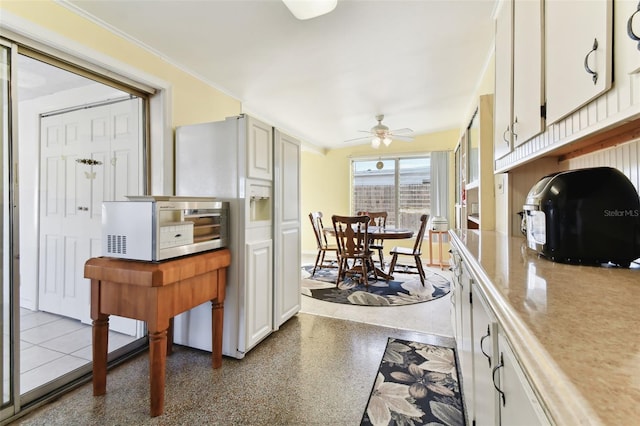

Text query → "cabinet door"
[512,0,544,146]
[496,333,550,426]
[494,0,513,162]
[618,0,640,74]
[246,115,273,180]
[450,249,464,344]
[545,0,613,125]
[458,261,474,418]
[245,239,273,350]
[472,284,499,426]
[273,130,301,328]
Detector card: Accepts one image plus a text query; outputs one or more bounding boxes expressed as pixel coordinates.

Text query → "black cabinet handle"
[627,2,640,50]
[583,38,599,85]
[480,325,492,367]
[492,353,506,407]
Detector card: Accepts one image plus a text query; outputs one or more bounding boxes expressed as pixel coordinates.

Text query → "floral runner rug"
[361,337,465,425]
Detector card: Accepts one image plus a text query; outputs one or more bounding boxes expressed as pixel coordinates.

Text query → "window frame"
[350,154,431,234]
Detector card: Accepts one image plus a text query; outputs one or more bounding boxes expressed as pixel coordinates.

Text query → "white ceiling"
[61,0,497,150]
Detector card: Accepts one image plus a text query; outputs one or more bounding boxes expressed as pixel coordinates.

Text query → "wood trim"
[556,117,640,161]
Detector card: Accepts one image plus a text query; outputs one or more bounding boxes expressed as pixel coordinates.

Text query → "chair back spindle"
[308,212,338,276]
[332,215,376,285]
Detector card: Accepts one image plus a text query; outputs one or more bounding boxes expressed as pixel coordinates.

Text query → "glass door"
[1,38,18,420]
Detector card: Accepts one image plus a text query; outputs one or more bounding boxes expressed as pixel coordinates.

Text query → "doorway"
[8,51,149,409]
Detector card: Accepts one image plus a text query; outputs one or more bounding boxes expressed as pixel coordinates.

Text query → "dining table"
[324,225,414,280]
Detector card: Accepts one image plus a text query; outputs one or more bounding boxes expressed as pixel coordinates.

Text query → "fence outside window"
[352,157,430,233]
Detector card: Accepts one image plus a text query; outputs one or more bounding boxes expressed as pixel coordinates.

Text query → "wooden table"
[325,226,414,280]
[428,230,448,270]
[84,249,231,417]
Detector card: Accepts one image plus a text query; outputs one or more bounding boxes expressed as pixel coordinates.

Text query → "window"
[352,156,431,233]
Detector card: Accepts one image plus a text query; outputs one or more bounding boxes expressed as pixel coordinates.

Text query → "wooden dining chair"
[360,211,388,267]
[387,214,430,285]
[308,212,338,276]
[332,214,377,286]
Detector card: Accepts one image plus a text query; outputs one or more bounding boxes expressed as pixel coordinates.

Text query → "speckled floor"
[14,313,455,426]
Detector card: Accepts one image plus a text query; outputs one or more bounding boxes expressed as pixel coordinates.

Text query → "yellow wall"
[1,0,242,126]
[301,129,460,254]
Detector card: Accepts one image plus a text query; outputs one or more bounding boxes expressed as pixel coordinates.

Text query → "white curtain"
[430,151,449,219]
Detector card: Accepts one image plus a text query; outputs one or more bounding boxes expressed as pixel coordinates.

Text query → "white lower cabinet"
[456,258,474,417]
[451,249,550,425]
[471,284,499,425]
[495,332,550,426]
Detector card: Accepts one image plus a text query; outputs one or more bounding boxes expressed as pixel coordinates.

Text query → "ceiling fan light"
[371,137,381,149]
[383,136,392,146]
[282,0,338,20]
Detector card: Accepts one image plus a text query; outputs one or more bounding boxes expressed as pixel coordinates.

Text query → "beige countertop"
[449,230,640,426]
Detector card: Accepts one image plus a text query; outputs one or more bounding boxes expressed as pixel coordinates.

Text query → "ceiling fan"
[345,115,414,149]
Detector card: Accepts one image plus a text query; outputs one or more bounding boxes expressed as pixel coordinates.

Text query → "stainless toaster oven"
[102,196,229,261]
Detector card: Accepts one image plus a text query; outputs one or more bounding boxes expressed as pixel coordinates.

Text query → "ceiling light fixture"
[282,0,338,20]
[371,136,381,149]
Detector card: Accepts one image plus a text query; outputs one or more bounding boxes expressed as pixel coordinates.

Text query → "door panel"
[38,99,141,332]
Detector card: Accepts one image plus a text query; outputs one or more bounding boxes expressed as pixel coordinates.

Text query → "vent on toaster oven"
[106,234,127,254]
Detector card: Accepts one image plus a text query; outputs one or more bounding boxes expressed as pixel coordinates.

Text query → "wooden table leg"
[438,232,444,270]
[167,317,174,356]
[211,300,224,369]
[92,314,109,396]
[429,230,434,266]
[149,329,168,417]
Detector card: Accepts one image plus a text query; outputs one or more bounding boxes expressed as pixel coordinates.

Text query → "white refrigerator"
[173,114,301,359]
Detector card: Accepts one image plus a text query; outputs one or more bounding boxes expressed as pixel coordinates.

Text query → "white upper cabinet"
[545,0,613,125]
[494,0,544,163]
[512,0,544,147]
[618,0,640,74]
[493,0,513,162]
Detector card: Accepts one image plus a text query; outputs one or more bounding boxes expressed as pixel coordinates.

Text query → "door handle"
[627,3,640,50]
[492,353,506,406]
[583,38,599,85]
[480,324,492,367]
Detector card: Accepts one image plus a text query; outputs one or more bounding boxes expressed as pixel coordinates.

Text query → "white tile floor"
[18,309,137,394]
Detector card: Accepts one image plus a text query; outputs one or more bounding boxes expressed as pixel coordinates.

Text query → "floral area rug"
[361,337,465,426]
[301,265,450,306]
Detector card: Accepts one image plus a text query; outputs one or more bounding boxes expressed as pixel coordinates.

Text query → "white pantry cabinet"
[273,129,301,329]
[545,0,613,125]
[245,239,273,350]
[246,115,273,181]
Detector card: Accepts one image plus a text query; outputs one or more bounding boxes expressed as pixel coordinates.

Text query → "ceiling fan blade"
[390,128,414,135]
[344,135,372,143]
[392,135,414,142]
